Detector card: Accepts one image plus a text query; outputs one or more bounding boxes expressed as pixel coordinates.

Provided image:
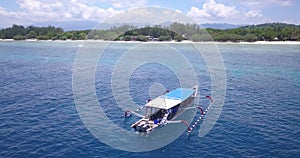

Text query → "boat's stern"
[131,118,158,133]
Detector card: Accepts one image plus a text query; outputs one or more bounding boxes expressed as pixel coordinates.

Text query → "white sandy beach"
[1,38,300,44]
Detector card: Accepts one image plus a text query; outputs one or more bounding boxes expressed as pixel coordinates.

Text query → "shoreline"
[1,39,300,44]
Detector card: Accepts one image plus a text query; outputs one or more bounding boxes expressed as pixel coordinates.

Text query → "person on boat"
[154,118,161,124]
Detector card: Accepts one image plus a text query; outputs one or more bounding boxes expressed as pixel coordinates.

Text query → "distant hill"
[32,21,98,31]
[32,21,243,31]
[240,22,300,29]
[201,23,243,29]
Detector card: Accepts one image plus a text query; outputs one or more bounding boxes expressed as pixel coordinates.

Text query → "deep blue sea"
[0,41,299,157]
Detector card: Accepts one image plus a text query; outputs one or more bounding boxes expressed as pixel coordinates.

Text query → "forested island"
[0,22,299,42]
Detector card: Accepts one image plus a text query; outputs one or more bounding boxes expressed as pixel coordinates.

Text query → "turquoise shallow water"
[0,41,299,157]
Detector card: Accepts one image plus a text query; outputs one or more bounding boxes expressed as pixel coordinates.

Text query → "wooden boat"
[125,86,213,133]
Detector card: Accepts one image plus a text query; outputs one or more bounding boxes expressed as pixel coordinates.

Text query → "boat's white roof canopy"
[145,88,195,110]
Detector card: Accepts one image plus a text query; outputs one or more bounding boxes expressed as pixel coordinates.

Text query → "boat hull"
[131,87,197,133]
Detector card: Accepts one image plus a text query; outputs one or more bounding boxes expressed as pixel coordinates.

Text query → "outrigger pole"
[125,109,144,118]
[188,96,214,133]
[166,96,214,133]
[168,120,191,132]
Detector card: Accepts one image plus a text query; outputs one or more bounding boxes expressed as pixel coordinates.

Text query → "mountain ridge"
[32,21,244,31]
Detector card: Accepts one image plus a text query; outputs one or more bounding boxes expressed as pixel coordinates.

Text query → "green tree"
[158,35,171,41]
[36,35,49,40]
[11,24,26,36]
[59,35,68,40]
[174,35,184,42]
[93,34,100,40]
[27,30,37,39]
[47,32,56,39]
[190,34,212,42]
[64,32,73,39]
[243,34,257,42]
[124,35,131,41]
[13,34,26,40]
[136,35,148,41]
[102,31,118,40]
[78,32,87,40]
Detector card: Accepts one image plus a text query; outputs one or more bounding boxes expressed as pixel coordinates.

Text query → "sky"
[0,0,299,29]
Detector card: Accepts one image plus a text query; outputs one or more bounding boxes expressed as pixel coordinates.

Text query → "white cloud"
[204,0,238,18]
[246,10,262,18]
[18,0,41,10]
[187,0,239,23]
[241,0,294,8]
[0,0,297,28]
[187,0,271,24]
[175,9,182,13]
[188,6,211,18]
[106,7,191,25]
[101,0,148,9]
[64,12,72,18]
[0,0,121,27]
[69,1,110,20]
[0,6,8,15]
[267,0,294,6]
[16,0,68,20]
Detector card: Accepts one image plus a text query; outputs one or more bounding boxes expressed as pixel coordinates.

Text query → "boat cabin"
[131,87,197,132]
